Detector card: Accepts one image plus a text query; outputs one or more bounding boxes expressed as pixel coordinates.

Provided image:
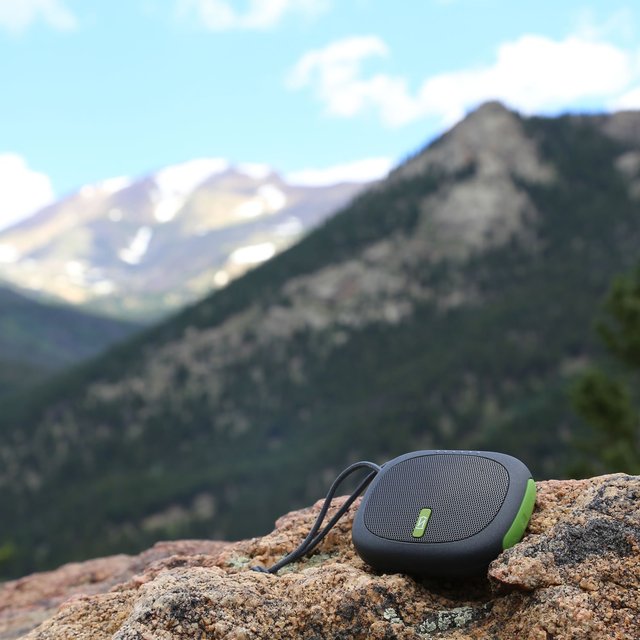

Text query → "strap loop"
[251,460,380,574]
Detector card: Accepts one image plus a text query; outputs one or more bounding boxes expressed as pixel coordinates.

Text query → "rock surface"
[1,474,638,639]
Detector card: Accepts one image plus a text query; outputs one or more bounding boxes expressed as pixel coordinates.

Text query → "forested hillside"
[1,102,639,578]
[0,286,139,397]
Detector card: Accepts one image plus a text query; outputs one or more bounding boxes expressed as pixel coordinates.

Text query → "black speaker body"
[352,450,535,577]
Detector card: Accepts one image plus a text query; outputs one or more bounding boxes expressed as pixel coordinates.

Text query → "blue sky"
[1,0,639,228]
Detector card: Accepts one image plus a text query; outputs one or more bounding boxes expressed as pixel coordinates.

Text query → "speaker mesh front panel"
[363,454,509,543]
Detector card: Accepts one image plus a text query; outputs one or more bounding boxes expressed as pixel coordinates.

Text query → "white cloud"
[285,157,393,186]
[289,33,640,128]
[287,36,414,122]
[0,154,55,231]
[573,7,636,43]
[420,35,634,125]
[176,0,328,31]
[0,0,78,33]
[610,86,640,110]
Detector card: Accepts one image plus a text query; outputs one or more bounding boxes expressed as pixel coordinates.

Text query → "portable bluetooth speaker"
[352,450,536,576]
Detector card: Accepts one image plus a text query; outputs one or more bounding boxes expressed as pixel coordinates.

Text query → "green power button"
[412,508,432,538]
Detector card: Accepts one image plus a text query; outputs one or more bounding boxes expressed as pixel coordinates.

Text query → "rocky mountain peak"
[591,110,640,147]
[381,102,555,264]
[393,101,554,185]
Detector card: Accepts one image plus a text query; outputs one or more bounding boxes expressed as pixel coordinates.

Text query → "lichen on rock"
[1,474,639,639]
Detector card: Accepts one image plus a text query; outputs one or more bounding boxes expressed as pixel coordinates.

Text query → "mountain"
[0,285,139,398]
[0,161,373,319]
[2,101,640,578]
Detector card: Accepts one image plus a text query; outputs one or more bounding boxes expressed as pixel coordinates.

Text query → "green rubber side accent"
[412,508,432,538]
[502,479,537,549]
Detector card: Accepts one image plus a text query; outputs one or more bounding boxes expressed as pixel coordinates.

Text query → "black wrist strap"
[252,460,381,574]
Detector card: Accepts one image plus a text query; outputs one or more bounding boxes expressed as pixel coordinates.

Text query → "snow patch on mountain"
[276,216,303,237]
[230,242,276,265]
[234,200,263,219]
[258,184,287,211]
[0,244,20,263]
[92,280,116,296]
[237,163,273,180]
[120,227,153,265]
[213,270,230,287]
[99,176,133,194]
[153,195,185,224]
[65,260,87,284]
[153,158,230,223]
[155,158,229,196]
[234,184,287,219]
[76,177,132,201]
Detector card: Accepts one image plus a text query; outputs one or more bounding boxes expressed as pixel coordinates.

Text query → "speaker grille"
[363,454,509,543]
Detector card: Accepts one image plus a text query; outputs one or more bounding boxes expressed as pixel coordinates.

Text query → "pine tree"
[572,266,640,473]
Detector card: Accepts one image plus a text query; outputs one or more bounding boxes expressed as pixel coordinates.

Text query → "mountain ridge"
[0,160,377,319]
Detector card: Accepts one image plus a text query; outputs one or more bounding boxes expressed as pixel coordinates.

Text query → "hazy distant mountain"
[0,285,139,397]
[0,161,372,319]
[2,102,640,578]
